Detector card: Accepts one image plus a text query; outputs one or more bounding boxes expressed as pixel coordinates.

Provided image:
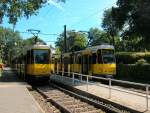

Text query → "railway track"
[36,83,130,113]
[36,85,104,113]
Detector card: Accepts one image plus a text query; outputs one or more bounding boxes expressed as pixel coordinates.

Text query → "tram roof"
[59,44,114,56]
[62,52,71,57]
[87,44,114,51]
[23,44,50,55]
[87,44,114,50]
[52,54,61,59]
[81,44,114,54]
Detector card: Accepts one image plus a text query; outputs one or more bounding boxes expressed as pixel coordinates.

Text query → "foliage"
[102,8,120,47]
[102,8,119,37]
[88,27,121,51]
[55,31,88,53]
[23,37,46,46]
[0,0,65,25]
[110,0,150,49]
[116,52,150,64]
[116,64,150,83]
[89,28,110,46]
[55,47,61,54]
[0,26,46,64]
[0,27,23,63]
[135,59,148,65]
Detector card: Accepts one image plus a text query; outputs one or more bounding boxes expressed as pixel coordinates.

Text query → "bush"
[116,63,150,83]
[135,59,148,65]
[115,52,150,64]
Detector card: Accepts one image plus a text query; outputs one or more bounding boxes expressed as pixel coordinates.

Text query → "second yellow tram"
[54,44,116,78]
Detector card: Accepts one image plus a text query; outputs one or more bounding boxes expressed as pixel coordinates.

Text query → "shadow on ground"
[0,68,22,82]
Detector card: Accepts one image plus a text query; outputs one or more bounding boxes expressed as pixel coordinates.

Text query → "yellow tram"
[55,44,116,78]
[12,43,52,81]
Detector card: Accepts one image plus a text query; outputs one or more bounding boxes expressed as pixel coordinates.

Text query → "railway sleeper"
[48,95,70,98]
[69,107,85,113]
[59,100,85,106]
[50,97,75,102]
[45,94,67,98]
[69,107,96,113]
[66,103,89,108]
[80,109,103,113]
[47,95,66,99]
[58,100,76,105]
[39,88,55,92]
[47,94,70,98]
[44,91,65,95]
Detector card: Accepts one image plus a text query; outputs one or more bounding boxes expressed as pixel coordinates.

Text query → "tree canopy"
[0,0,65,25]
[0,26,46,63]
[55,31,88,53]
[0,27,23,63]
[89,28,110,46]
[111,0,150,43]
[23,37,46,46]
[101,0,150,51]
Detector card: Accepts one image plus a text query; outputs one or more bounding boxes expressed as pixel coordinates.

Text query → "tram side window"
[98,50,103,64]
[83,55,88,64]
[73,56,75,64]
[31,50,34,63]
[92,53,97,64]
[78,56,81,64]
[27,50,31,64]
[89,55,92,64]
[70,55,73,64]
[64,57,69,64]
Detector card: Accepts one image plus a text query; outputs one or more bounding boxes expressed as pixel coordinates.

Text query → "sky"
[2,0,117,47]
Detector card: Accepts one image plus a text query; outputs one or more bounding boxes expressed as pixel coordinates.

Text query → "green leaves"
[111,0,150,44]
[55,31,87,53]
[0,0,65,24]
[89,28,110,46]
[0,27,23,63]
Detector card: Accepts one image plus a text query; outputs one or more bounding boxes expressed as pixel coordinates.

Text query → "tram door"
[82,55,91,74]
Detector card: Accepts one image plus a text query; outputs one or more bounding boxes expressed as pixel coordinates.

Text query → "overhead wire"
[31,3,55,28]
[17,31,58,43]
[68,9,101,29]
[18,31,59,36]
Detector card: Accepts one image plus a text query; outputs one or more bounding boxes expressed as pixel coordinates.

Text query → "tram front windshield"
[34,50,49,64]
[102,49,115,64]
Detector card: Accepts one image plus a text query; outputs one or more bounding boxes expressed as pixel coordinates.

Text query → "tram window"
[34,50,49,64]
[102,49,115,63]
[70,55,73,64]
[78,56,81,64]
[27,50,31,64]
[64,57,70,64]
[98,50,103,64]
[89,55,92,64]
[83,55,88,64]
[31,50,34,63]
[74,56,78,64]
[92,53,97,64]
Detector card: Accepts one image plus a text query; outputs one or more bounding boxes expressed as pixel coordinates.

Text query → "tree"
[0,0,65,25]
[55,31,88,53]
[102,8,120,46]
[0,27,23,63]
[23,37,46,46]
[110,0,150,49]
[89,28,121,51]
[89,28,110,46]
